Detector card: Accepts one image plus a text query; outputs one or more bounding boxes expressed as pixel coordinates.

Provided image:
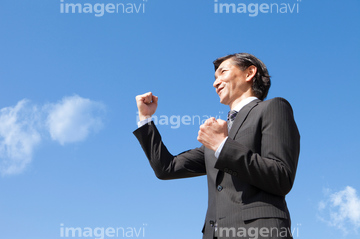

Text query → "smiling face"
[213,58,256,109]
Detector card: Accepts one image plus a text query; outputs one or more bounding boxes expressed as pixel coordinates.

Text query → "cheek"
[227,82,237,92]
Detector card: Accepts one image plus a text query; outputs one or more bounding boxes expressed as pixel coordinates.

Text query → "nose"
[213,77,221,88]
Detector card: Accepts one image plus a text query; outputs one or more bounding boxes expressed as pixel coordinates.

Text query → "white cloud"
[45,95,105,145]
[0,95,105,176]
[319,186,360,234]
[0,100,41,176]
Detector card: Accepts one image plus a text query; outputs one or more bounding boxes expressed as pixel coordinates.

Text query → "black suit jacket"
[133,97,300,239]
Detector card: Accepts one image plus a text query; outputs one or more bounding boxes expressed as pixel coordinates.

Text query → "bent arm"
[215,98,300,196]
[133,121,206,180]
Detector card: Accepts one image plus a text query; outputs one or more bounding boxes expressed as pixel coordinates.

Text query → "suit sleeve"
[133,121,206,180]
[215,98,300,196]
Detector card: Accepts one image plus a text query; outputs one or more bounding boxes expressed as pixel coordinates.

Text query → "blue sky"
[0,0,359,238]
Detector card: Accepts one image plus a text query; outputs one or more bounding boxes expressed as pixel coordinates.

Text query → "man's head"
[213,53,271,106]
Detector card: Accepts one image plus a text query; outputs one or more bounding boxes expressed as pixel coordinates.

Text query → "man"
[133,53,300,239]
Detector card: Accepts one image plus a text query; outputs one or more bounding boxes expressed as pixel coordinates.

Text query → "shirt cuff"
[137,117,153,128]
[214,137,228,158]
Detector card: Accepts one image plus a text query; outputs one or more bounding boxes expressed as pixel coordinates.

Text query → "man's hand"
[136,92,158,121]
[197,117,228,151]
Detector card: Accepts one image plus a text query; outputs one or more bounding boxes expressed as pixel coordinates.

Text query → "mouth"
[217,86,224,95]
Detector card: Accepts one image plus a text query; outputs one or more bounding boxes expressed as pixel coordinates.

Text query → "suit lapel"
[228,99,261,139]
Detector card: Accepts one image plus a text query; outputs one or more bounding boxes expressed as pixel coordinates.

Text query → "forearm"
[215,138,298,196]
[133,122,206,179]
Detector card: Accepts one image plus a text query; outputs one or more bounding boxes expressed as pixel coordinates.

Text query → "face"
[213,59,254,108]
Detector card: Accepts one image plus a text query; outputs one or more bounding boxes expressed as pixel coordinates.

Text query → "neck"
[229,92,255,110]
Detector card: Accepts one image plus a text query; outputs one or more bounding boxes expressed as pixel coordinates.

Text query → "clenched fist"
[135,92,158,121]
[197,117,228,151]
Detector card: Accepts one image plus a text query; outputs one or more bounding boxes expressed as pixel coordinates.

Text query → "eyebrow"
[215,66,226,78]
[215,66,224,74]
[214,68,220,78]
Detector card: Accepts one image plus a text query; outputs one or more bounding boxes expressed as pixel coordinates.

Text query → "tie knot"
[227,110,238,122]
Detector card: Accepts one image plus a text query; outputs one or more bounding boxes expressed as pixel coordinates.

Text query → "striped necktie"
[227,110,238,131]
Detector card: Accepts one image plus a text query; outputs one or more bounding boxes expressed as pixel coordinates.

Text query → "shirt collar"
[232,96,258,112]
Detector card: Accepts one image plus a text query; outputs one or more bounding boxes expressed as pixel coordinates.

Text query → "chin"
[219,98,228,105]
[218,91,228,103]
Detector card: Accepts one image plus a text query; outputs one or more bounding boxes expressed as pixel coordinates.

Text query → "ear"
[245,65,257,82]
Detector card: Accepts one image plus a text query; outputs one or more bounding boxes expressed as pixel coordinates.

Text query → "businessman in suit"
[133,53,300,239]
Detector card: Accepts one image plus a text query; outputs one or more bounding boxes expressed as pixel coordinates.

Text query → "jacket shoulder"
[261,97,291,105]
[258,97,294,114]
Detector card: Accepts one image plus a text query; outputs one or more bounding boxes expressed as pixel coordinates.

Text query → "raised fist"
[135,92,158,121]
